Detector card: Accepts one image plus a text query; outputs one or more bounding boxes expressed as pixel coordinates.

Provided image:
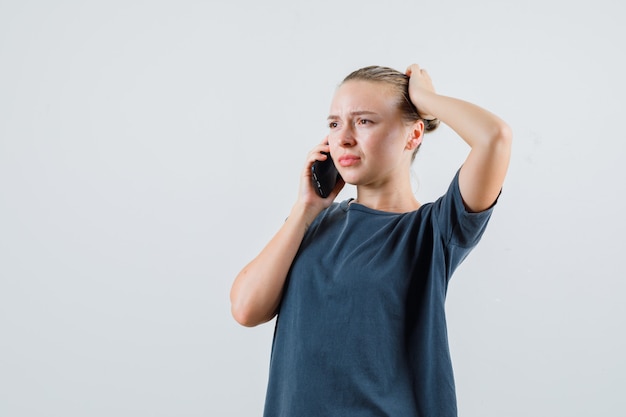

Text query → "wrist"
[289,202,322,232]
[410,88,437,119]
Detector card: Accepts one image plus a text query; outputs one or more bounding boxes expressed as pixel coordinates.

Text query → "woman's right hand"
[296,138,345,213]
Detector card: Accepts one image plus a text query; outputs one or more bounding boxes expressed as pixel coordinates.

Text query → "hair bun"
[424,118,440,133]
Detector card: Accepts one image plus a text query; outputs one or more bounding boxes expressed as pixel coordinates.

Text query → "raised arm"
[230,141,344,327]
[406,64,512,212]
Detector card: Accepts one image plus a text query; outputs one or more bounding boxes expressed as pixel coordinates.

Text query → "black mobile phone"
[311,152,340,198]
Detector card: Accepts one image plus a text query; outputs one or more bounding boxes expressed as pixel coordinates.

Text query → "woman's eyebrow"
[327,110,378,120]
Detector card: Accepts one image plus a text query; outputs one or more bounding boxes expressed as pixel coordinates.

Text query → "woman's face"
[327,80,419,187]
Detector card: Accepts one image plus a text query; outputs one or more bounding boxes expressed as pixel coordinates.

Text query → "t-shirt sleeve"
[431,168,498,273]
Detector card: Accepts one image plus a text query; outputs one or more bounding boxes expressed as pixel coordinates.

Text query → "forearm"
[230,203,319,327]
[415,90,510,150]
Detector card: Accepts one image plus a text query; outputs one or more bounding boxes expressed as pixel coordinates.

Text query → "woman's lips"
[338,155,360,167]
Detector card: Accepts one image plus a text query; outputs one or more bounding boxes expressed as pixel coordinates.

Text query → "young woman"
[230,64,512,416]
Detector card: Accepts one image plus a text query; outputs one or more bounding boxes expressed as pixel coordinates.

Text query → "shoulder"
[431,168,498,248]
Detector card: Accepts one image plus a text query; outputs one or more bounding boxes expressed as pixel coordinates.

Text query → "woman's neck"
[354,182,421,213]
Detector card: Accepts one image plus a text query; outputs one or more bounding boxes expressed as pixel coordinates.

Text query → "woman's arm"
[230,204,315,327]
[406,64,512,212]
[230,141,344,327]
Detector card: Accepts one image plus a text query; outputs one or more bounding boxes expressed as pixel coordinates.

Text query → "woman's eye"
[358,119,371,125]
[328,121,338,129]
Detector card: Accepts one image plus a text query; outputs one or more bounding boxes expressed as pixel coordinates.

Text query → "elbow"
[230,290,272,328]
[231,303,262,328]
[491,121,513,149]
[230,274,259,327]
[230,266,280,327]
[478,120,512,160]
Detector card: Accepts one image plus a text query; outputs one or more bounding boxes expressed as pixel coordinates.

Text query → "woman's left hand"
[405,64,436,121]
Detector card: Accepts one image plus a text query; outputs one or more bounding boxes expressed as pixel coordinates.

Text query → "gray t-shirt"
[264,170,496,417]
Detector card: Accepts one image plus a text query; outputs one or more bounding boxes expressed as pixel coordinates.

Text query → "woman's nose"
[338,126,356,147]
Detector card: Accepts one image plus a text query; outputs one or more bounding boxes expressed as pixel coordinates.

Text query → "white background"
[1,0,624,416]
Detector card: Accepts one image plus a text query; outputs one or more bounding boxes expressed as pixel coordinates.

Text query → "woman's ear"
[406,120,424,151]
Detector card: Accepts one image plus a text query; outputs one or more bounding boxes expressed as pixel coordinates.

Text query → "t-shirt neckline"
[340,198,426,215]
